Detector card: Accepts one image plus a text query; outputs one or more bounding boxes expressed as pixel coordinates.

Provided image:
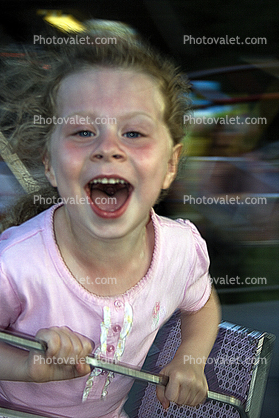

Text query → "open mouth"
[86,177,133,216]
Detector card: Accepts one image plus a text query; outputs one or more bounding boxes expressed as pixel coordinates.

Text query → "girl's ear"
[43,153,58,187]
[162,143,183,190]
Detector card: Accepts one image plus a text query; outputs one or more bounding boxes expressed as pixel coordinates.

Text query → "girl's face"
[44,68,181,239]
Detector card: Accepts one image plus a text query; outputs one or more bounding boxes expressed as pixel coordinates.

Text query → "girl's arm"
[156,288,221,408]
[0,327,93,382]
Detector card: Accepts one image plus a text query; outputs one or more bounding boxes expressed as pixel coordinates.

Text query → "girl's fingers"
[164,378,180,404]
[156,366,208,408]
[35,327,94,364]
[156,368,181,409]
[156,384,170,409]
[176,377,207,406]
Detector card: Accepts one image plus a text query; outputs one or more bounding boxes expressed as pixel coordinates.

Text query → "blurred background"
[0,0,278,416]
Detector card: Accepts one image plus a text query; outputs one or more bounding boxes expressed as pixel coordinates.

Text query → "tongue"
[90,187,129,212]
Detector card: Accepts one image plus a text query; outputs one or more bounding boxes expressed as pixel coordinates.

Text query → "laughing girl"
[0,30,220,418]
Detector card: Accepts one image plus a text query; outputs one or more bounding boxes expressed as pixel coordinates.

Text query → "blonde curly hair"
[0,29,191,229]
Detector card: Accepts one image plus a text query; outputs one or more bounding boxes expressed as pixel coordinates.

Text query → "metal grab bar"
[0,329,248,418]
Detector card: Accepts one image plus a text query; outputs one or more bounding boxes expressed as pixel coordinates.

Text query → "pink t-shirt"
[0,205,211,418]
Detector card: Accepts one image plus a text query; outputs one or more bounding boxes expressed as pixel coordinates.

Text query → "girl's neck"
[53,206,155,296]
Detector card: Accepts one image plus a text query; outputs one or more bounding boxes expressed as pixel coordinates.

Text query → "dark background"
[0,0,278,72]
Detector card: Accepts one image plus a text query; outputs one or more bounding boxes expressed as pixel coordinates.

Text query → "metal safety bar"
[0,329,248,418]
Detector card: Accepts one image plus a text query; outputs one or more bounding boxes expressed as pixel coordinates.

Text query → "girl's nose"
[90,129,126,162]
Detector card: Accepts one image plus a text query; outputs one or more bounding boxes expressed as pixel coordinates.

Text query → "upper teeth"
[90,178,126,185]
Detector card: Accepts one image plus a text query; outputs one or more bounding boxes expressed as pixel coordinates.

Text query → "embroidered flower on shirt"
[152,301,160,329]
[151,301,166,330]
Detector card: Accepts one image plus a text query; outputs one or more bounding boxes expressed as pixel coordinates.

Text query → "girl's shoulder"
[152,210,205,244]
[0,205,54,255]
[152,211,209,265]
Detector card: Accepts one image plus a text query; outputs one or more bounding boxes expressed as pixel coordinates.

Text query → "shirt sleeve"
[0,262,22,328]
[178,220,212,313]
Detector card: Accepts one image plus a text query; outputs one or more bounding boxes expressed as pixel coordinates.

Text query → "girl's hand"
[156,354,208,409]
[156,291,220,409]
[25,326,94,382]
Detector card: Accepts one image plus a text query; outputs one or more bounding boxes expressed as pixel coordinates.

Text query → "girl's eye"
[76,130,95,138]
[123,131,143,139]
